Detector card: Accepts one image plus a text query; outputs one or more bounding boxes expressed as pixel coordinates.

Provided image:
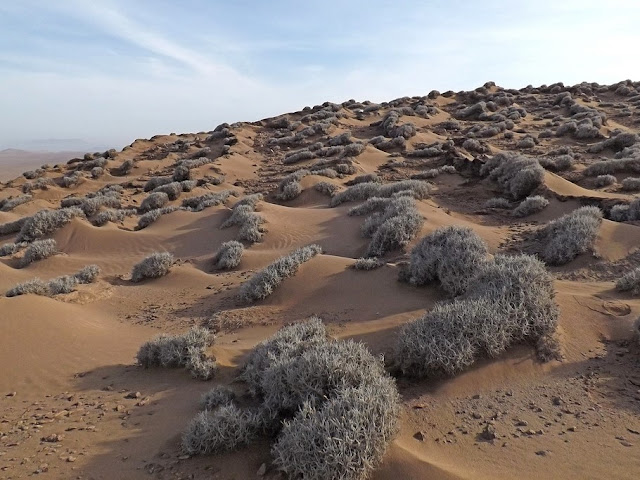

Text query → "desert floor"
[1,81,639,479]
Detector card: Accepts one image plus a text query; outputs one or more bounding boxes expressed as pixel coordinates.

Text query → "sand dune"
[1,80,640,479]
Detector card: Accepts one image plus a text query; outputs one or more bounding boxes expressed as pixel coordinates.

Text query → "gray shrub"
[213,241,244,270]
[200,386,236,411]
[140,192,169,212]
[0,195,32,212]
[538,206,602,265]
[610,204,630,222]
[20,239,57,267]
[131,252,174,282]
[182,405,260,455]
[513,195,549,217]
[182,190,233,212]
[144,176,173,192]
[594,174,616,187]
[621,177,640,191]
[480,153,544,200]
[237,245,321,303]
[363,197,424,257]
[404,226,488,296]
[330,180,431,207]
[17,207,85,242]
[6,278,49,297]
[484,197,511,209]
[93,208,137,227]
[283,149,315,165]
[137,326,216,380]
[153,181,183,200]
[73,264,101,284]
[616,267,640,295]
[588,132,638,153]
[221,195,265,243]
[272,372,399,480]
[0,242,26,257]
[314,181,338,196]
[397,254,558,377]
[353,257,384,270]
[136,206,179,230]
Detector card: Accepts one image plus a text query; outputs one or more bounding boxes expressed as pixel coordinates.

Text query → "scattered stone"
[66,455,77,463]
[472,412,482,419]
[115,404,125,412]
[413,431,426,441]
[515,420,528,427]
[41,434,63,443]
[552,396,564,406]
[567,426,577,432]
[627,428,639,435]
[479,424,497,441]
[257,463,267,476]
[535,450,549,456]
[125,392,141,399]
[6,392,16,397]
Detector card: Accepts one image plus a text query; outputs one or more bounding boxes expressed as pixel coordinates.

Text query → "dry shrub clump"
[616,268,640,295]
[538,206,602,265]
[354,196,424,257]
[137,326,216,380]
[20,239,57,267]
[512,195,549,217]
[131,252,174,282]
[397,254,558,377]
[200,386,236,411]
[220,194,265,243]
[480,153,544,200]
[353,257,384,270]
[484,197,511,209]
[182,318,400,480]
[594,174,616,187]
[0,195,32,212]
[17,207,85,242]
[139,192,169,212]
[212,241,244,270]
[237,245,321,303]
[621,177,640,191]
[6,264,100,297]
[275,170,308,201]
[93,208,137,227]
[330,180,431,207]
[0,242,27,257]
[136,206,179,230]
[403,226,488,296]
[182,190,234,212]
[314,181,338,196]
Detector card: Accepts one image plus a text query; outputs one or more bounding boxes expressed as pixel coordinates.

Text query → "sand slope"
[1,81,640,479]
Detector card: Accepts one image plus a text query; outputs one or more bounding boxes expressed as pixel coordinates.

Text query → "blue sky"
[1,0,639,150]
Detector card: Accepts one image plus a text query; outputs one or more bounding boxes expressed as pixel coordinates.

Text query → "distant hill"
[0,149,84,181]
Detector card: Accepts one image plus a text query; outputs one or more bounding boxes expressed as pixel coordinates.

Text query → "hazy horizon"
[2,0,640,152]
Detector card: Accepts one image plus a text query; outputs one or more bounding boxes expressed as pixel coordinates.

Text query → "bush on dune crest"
[237,245,321,304]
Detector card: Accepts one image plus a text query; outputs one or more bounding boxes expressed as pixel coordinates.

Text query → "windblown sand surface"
[1,81,640,479]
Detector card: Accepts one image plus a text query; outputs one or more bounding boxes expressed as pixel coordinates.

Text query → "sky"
[1,0,639,151]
